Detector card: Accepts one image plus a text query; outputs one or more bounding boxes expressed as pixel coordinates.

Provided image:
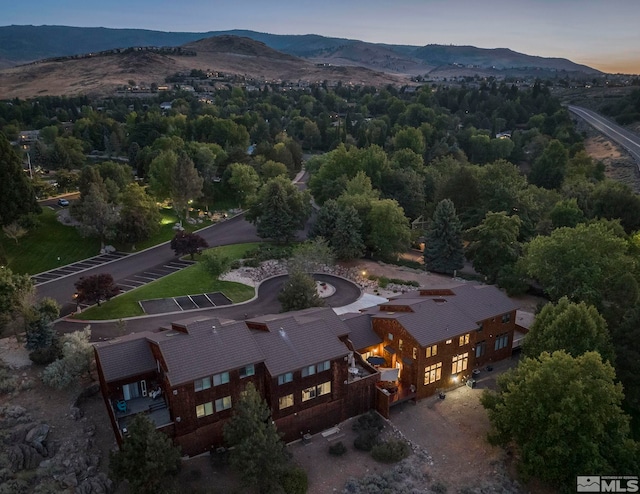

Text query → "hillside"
[0,25,600,77]
[0,36,404,99]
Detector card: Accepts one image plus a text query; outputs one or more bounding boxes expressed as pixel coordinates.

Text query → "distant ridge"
[0,24,600,76]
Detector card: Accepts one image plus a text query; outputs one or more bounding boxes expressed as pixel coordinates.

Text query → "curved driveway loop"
[56,273,362,341]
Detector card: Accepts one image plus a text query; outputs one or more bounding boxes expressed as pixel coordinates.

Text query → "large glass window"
[279,394,294,410]
[317,381,331,396]
[459,333,469,346]
[301,365,316,377]
[196,401,213,417]
[425,344,438,358]
[213,372,229,386]
[239,364,255,379]
[215,396,232,412]
[451,353,468,374]
[495,333,509,350]
[317,360,331,372]
[424,362,442,385]
[475,341,486,358]
[194,377,211,392]
[302,386,317,402]
[278,372,293,385]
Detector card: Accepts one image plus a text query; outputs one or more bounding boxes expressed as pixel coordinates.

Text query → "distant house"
[159,102,172,111]
[95,286,517,454]
[18,130,40,144]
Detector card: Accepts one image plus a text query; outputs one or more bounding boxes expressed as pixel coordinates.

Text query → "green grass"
[74,243,260,320]
[0,208,100,274]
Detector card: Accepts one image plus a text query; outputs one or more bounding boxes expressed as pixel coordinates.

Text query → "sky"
[3,0,640,74]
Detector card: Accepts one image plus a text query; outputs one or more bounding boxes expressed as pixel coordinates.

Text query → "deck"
[113,396,173,432]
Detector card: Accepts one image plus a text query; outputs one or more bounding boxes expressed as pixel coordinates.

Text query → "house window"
[278,372,293,385]
[495,333,509,351]
[459,333,469,346]
[451,353,468,374]
[317,360,331,372]
[388,333,394,341]
[477,322,483,332]
[213,372,229,386]
[194,377,211,392]
[475,341,486,358]
[412,347,417,359]
[215,396,232,412]
[425,345,438,358]
[501,313,511,324]
[424,362,442,385]
[317,381,331,397]
[279,394,294,410]
[302,386,317,402]
[301,365,316,377]
[239,364,255,379]
[446,339,452,345]
[399,339,404,351]
[196,401,213,418]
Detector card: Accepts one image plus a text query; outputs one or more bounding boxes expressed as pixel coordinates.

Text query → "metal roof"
[94,332,157,382]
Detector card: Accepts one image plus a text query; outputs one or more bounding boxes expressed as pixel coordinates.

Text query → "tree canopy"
[424,199,464,275]
[109,414,181,494]
[0,133,40,227]
[482,351,639,488]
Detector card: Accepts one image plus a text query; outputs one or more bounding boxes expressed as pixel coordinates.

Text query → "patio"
[114,396,173,432]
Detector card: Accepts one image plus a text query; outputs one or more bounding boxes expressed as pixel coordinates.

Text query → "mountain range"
[0,25,601,99]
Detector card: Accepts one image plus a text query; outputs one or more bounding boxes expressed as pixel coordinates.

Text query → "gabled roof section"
[247,307,349,338]
[251,313,350,376]
[146,317,264,387]
[362,284,518,347]
[94,332,157,382]
[341,312,382,350]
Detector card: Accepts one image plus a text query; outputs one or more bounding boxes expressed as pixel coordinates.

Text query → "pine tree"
[109,414,181,494]
[223,383,290,491]
[332,205,365,261]
[424,199,464,275]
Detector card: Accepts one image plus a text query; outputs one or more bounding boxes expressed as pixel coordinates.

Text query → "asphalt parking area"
[139,292,233,315]
[117,260,194,293]
[32,252,130,285]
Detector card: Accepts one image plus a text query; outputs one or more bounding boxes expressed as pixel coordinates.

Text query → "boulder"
[8,443,44,470]
[25,424,49,445]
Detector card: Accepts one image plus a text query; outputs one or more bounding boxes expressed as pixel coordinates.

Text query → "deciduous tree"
[42,327,94,389]
[109,414,181,494]
[227,163,261,208]
[424,199,464,275]
[481,351,639,487]
[523,297,615,362]
[74,273,120,307]
[171,152,203,219]
[170,231,209,260]
[367,199,411,261]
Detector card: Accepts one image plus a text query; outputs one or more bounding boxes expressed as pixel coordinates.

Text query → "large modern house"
[94,284,517,456]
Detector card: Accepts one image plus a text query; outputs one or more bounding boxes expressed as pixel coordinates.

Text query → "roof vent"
[434,298,447,304]
[212,325,217,335]
[279,326,286,336]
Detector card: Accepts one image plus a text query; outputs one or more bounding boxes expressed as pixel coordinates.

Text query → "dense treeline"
[2,79,640,452]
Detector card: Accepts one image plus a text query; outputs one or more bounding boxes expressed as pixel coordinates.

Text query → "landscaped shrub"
[388,278,420,287]
[354,429,380,452]
[243,258,260,268]
[328,441,347,456]
[371,439,410,463]
[377,276,390,288]
[278,465,308,494]
[29,344,61,366]
[352,411,384,432]
[230,259,242,270]
[0,365,18,394]
[255,243,294,261]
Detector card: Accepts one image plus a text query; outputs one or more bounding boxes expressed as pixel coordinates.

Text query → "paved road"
[568,105,640,164]
[37,171,312,316]
[54,273,362,341]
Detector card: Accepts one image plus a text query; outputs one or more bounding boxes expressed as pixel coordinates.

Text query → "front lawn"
[0,208,100,274]
[74,243,259,320]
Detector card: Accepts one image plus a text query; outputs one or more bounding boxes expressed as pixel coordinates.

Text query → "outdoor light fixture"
[452,375,459,383]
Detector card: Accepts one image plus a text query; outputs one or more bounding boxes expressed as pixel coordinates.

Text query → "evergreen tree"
[279,270,324,312]
[308,199,340,240]
[223,383,290,491]
[247,176,312,244]
[24,298,60,351]
[109,414,181,494]
[0,133,41,227]
[332,205,365,261]
[171,151,203,219]
[424,199,464,275]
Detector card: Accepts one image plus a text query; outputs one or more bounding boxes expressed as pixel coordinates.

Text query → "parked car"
[57,198,70,207]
